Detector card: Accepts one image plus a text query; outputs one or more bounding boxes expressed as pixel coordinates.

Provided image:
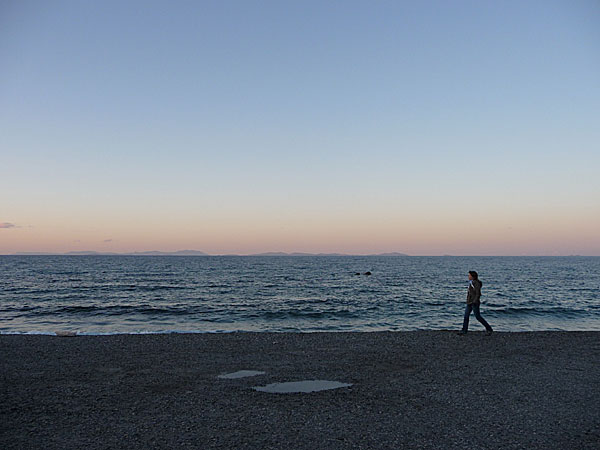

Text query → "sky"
[1,0,599,255]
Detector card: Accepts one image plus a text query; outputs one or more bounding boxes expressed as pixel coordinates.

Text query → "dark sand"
[1,331,599,449]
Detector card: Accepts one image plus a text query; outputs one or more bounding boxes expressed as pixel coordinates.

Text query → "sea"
[1,256,599,334]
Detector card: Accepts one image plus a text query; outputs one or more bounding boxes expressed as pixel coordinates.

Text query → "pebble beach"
[1,331,599,449]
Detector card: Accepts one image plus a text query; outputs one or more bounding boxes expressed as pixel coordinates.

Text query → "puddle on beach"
[217,370,266,379]
[253,380,352,393]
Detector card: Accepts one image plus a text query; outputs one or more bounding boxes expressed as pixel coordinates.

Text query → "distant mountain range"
[253,252,346,256]
[9,250,409,256]
[241,251,410,256]
[12,250,209,256]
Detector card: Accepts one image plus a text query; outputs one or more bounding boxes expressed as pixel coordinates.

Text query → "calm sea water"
[1,256,599,334]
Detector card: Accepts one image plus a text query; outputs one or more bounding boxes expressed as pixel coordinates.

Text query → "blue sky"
[1,0,599,254]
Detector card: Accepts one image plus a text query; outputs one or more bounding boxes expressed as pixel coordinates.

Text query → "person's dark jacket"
[466,279,482,305]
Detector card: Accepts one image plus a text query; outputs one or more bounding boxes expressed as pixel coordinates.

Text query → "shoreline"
[3,327,600,336]
[2,331,599,449]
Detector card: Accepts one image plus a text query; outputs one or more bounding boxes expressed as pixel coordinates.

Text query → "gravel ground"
[1,331,599,449]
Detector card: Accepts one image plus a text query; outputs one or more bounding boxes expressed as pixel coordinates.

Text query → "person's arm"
[473,281,482,303]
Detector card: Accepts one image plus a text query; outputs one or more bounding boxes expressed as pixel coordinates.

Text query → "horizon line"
[1,250,596,257]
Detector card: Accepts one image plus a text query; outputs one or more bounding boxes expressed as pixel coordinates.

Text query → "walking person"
[458,271,493,335]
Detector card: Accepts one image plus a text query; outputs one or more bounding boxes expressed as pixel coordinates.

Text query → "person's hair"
[469,270,482,287]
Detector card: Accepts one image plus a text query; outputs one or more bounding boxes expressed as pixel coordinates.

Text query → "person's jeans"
[462,303,493,332]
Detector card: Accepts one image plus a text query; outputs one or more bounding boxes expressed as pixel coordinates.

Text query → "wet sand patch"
[253,380,352,393]
[217,370,266,379]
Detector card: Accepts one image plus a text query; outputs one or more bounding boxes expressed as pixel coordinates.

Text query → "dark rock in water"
[364,271,372,276]
[355,272,361,276]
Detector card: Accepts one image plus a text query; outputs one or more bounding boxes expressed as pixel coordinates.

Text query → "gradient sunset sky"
[1,0,599,255]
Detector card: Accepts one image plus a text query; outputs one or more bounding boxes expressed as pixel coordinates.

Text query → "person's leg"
[462,304,472,332]
[472,303,493,331]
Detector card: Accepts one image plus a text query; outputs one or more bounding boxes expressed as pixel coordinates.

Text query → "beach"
[1,331,599,449]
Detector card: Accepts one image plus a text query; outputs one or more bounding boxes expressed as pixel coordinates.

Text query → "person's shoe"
[457,331,467,335]
[485,330,493,336]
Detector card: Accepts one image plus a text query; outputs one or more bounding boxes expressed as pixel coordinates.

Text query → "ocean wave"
[257,309,361,320]
[112,284,189,292]
[14,304,220,317]
[489,306,589,316]
[0,329,238,336]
